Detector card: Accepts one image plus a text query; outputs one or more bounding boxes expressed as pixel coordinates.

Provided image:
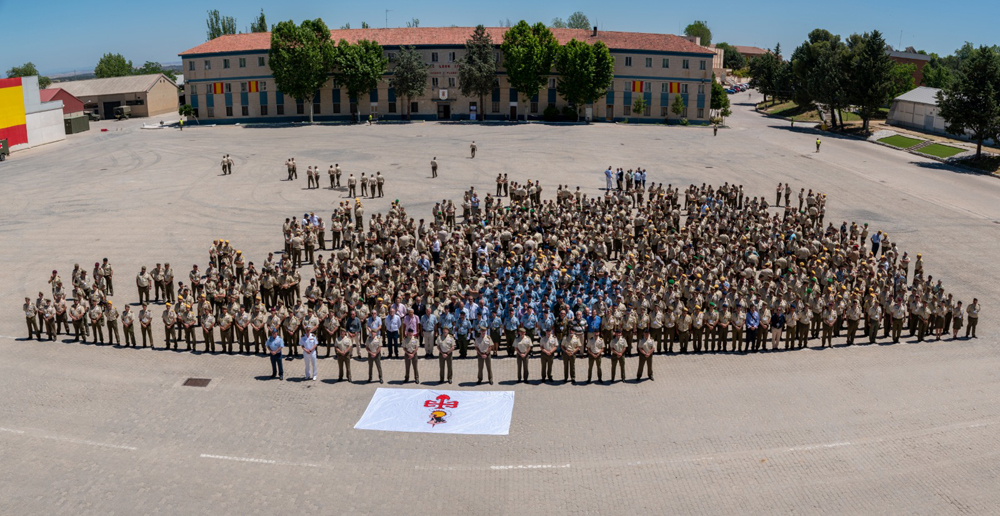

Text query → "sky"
[1,0,998,75]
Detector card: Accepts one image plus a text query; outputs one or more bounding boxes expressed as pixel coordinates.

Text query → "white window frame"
[624,56,632,67]
[645,57,652,68]
[204,60,211,70]
[431,52,439,62]
[239,57,246,68]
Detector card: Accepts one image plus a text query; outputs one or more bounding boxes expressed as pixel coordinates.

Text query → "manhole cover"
[183,378,211,387]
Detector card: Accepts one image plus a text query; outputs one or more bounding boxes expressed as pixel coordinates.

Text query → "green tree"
[550,17,566,28]
[248,9,267,33]
[458,25,499,118]
[791,31,849,127]
[269,19,337,123]
[632,96,648,117]
[94,53,133,78]
[715,42,746,70]
[554,39,614,116]
[922,55,953,88]
[566,12,590,29]
[340,23,351,30]
[406,18,420,28]
[710,78,729,111]
[937,46,1000,159]
[333,39,388,121]
[135,61,177,81]
[749,50,780,103]
[361,21,370,29]
[684,20,711,46]
[847,30,896,132]
[391,46,428,121]
[6,62,51,88]
[206,9,237,41]
[500,21,558,120]
[889,63,916,98]
[671,94,687,118]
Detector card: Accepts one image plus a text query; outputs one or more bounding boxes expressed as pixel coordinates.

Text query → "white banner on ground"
[354,388,515,435]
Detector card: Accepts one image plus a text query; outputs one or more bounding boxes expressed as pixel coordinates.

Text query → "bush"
[543,104,560,121]
[709,116,723,125]
[560,106,579,122]
[680,118,689,126]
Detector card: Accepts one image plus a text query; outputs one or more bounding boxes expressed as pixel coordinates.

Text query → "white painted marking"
[489,463,570,470]
[0,427,25,434]
[39,435,137,451]
[199,453,323,468]
[784,441,852,452]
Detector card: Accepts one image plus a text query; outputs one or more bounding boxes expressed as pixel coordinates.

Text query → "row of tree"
[93,54,177,81]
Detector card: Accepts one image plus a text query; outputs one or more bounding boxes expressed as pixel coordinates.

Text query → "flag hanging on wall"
[213,82,224,94]
[248,81,259,93]
[631,80,644,93]
[669,82,681,94]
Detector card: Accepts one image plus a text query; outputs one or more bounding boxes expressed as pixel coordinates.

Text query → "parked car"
[0,138,8,161]
[87,110,101,121]
[113,105,131,120]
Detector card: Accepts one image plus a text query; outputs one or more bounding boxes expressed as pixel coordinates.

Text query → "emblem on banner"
[425,394,459,427]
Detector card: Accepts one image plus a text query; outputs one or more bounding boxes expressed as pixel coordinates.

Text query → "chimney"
[592,26,598,37]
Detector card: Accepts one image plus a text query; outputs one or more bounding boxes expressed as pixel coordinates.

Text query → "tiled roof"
[179,27,714,56]
[734,45,768,55]
[39,88,63,102]
[56,74,176,97]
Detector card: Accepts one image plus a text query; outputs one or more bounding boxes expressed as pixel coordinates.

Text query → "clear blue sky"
[2,0,997,75]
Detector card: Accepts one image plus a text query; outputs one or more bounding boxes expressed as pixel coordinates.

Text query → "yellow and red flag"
[213,82,224,94]
[668,82,681,94]
[0,77,28,147]
[248,81,259,93]
[631,81,643,93]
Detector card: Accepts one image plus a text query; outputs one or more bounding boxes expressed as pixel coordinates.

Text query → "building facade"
[56,74,179,120]
[0,76,66,152]
[179,27,716,123]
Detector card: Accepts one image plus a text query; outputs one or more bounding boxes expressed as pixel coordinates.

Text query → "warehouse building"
[56,74,179,120]
[179,26,716,123]
[0,76,66,152]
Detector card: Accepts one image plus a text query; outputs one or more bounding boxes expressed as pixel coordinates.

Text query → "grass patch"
[878,135,924,149]
[917,143,966,158]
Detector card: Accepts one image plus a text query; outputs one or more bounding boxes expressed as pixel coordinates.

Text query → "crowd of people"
[23,172,981,384]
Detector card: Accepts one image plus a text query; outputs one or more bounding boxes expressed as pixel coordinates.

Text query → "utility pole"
[385,9,393,29]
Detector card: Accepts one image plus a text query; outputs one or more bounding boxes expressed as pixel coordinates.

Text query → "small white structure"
[887,86,946,134]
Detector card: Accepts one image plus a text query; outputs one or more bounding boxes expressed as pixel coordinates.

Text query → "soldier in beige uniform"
[219,307,234,354]
[438,328,456,384]
[965,298,979,338]
[136,266,152,304]
[365,331,383,383]
[636,329,655,381]
[139,303,153,347]
[181,305,197,349]
[430,157,438,178]
[513,327,531,383]
[105,302,121,345]
[586,333,605,383]
[402,326,420,384]
[202,312,216,352]
[845,299,862,345]
[42,300,56,340]
[89,302,105,344]
[474,329,493,385]
[24,297,40,340]
[677,307,692,353]
[889,298,907,343]
[69,300,87,341]
[121,305,136,347]
[539,330,558,382]
[334,330,353,382]
[609,331,627,382]
[162,303,177,349]
[562,329,581,383]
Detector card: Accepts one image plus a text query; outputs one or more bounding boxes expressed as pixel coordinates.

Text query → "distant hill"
[49,63,182,84]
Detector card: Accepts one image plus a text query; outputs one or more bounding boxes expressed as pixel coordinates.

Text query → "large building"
[888,47,932,87]
[178,27,716,123]
[0,76,66,152]
[56,74,179,120]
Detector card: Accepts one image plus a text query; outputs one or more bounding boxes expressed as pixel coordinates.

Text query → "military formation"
[23,171,981,385]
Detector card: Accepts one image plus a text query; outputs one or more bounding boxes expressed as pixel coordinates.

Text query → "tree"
[391,46,428,121]
[791,31,848,127]
[269,19,337,123]
[937,46,1000,159]
[499,18,512,28]
[922,55,953,88]
[550,18,566,28]
[94,53,133,78]
[554,39,614,116]
[632,96,648,117]
[566,12,590,29]
[340,23,351,30]
[715,42,747,70]
[501,21,558,120]
[333,39,388,121]
[6,62,50,88]
[671,94,686,119]
[406,18,420,28]
[847,30,896,132]
[889,63,916,98]
[206,9,237,41]
[710,78,728,111]
[684,20,711,46]
[249,9,267,33]
[135,61,177,81]
[458,25,498,119]
[749,51,780,103]
[361,21,370,29]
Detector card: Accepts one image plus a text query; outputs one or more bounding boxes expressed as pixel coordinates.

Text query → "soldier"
[586,332,605,383]
[820,302,836,348]
[474,329,493,385]
[539,329,558,382]
[286,158,294,180]
[677,306,692,353]
[866,297,882,344]
[163,263,175,304]
[513,327,531,383]
[428,326,453,383]
[152,263,164,302]
[334,329,353,382]
[121,305,136,347]
[966,298,979,338]
[135,266,152,304]
[180,304,196,349]
[42,299,56,341]
[219,306,235,353]
[609,330,627,382]
[562,326,582,383]
[221,155,228,175]
[101,258,115,297]
[470,140,477,158]
[202,310,216,353]
[360,172,368,197]
[89,301,106,344]
[845,299,862,345]
[235,307,251,353]
[365,324,383,383]
[69,299,87,341]
[402,322,420,384]
[162,303,177,349]
[347,174,357,197]
[430,157,438,178]
[105,301,121,345]
[636,329,655,381]
[420,306,438,358]
[24,297,40,340]
[889,297,907,343]
[54,294,69,335]
[301,328,319,381]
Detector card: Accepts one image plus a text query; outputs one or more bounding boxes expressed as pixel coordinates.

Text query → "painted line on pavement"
[0,425,136,450]
[199,453,323,468]
[490,463,571,471]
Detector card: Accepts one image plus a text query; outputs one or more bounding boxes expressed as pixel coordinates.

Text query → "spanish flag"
[213,82,224,94]
[0,77,28,147]
[668,82,681,94]
[631,81,643,93]
[248,81,259,93]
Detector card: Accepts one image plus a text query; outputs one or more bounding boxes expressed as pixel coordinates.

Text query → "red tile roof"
[179,27,713,56]
[39,88,62,102]
[734,45,768,55]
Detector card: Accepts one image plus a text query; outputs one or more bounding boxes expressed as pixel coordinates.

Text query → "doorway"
[606,105,614,121]
[437,103,451,120]
[509,105,517,121]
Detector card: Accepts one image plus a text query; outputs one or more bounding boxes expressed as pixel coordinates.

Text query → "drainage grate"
[183,378,211,387]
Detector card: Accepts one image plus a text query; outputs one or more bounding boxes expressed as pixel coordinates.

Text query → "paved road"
[0,97,997,515]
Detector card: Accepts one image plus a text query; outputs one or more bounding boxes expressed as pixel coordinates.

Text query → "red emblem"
[424,394,459,410]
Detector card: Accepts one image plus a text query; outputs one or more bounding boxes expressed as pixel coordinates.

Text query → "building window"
[495,52,501,64]
[191,84,197,95]
[448,77,456,88]
[193,108,200,118]
[226,106,233,116]
[492,101,499,113]
[388,102,396,113]
[548,78,556,89]
[530,102,538,114]
[661,106,668,117]
[387,52,397,62]
[331,80,340,89]
[698,84,705,95]
[240,82,247,92]
[623,106,631,116]
[431,52,439,62]
[645,57,652,68]
[258,56,266,66]
[260,82,267,91]
[644,105,650,116]
[223,83,231,93]
[242,105,249,116]
[662,58,669,68]
[683,59,690,69]
[350,102,358,114]
[645,82,652,92]
[296,103,304,115]
[333,103,341,114]
[261,105,268,116]
[432,78,439,88]
[697,108,705,118]
[660,83,669,93]
[188,61,195,71]
[411,102,419,113]
[624,56,632,67]
[681,84,688,94]
[700,60,706,70]
[448,52,456,62]
[239,58,246,68]
[207,107,215,117]
[313,103,320,114]
[204,60,211,70]
[223,59,230,69]
[276,105,284,115]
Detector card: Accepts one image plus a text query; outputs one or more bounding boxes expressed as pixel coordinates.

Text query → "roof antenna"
[385,9,393,29]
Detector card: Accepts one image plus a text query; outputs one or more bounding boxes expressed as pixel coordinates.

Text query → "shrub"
[560,106,579,122]
[680,118,689,126]
[543,104,560,121]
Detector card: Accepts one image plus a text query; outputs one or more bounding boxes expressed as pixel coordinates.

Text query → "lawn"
[878,135,924,149]
[917,143,966,159]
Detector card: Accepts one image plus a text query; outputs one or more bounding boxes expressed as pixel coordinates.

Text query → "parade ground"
[2,95,1000,515]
